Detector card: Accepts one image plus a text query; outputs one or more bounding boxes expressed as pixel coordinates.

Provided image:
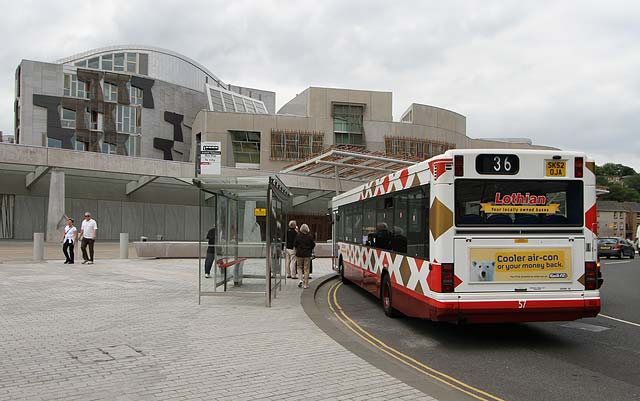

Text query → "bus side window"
[353,203,363,244]
[392,192,408,253]
[362,199,376,246]
[407,185,429,259]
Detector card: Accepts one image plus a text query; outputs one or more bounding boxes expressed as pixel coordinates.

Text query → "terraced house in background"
[2,45,553,242]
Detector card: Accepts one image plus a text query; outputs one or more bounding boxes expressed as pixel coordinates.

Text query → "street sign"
[200,141,221,175]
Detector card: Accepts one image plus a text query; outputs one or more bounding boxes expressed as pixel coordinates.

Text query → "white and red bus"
[332,149,601,323]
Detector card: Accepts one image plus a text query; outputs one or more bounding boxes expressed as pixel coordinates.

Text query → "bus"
[332,149,601,323]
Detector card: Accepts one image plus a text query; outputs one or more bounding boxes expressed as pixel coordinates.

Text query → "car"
[597,237,635,259]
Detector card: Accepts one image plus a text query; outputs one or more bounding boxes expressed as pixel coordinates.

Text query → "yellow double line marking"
[327,281,504,401]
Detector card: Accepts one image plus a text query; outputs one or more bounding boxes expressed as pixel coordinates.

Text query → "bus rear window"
[455,179,584,226]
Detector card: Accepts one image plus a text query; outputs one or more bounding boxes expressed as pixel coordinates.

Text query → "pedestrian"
[284,220,298,279]
[294,223,315,289]
[61,218,77,264]
[80,212,98,264]
[204,225,216,278]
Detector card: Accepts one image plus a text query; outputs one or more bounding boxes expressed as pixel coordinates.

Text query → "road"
[313,258,640,401]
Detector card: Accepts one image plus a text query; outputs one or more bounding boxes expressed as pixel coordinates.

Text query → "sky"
[0,0,638,170]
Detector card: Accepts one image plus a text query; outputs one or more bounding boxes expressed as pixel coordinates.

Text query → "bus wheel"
[340,260,350,284]
[381,274,396,318]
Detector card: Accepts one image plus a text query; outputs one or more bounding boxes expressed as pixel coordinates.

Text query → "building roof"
[597,200,625,211]
[280,145,419,182]
[54,44,224,86]
[622,201,640,213]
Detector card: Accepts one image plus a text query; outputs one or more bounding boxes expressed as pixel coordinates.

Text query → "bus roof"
[332,148,591,208]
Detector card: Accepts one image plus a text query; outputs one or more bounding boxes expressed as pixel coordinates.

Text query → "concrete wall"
[17,60,64,147]
[7,194,214,241]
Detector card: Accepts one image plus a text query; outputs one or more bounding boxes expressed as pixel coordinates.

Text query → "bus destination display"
[475,154,519,175]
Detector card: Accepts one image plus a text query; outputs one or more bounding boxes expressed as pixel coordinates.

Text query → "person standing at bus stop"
[284,220,298,279]
[294,223,315,289]
[204,225,216,278]
[80,212,97,264]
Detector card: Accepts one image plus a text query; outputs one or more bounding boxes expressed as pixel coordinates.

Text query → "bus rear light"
[454,155,464,176]
[585,261,598,290]
[441,263,455,293]
[575,157,584,178]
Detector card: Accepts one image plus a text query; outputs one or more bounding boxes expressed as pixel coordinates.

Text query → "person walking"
[204,225,216,278]
[284,220,298,279]
[61,218,77,264]
[294,224,315,289]
[80,212,98,264]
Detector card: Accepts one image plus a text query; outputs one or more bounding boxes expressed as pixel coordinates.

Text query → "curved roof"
[55,44,224,86]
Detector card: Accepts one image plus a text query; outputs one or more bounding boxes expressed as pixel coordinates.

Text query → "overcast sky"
[1,0,638,170]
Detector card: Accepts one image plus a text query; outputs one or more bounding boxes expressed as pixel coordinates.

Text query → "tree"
[625,175,640,193]
[600,181,640,202]
[597,163,637,177]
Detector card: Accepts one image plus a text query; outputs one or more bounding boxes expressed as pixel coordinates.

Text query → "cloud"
[0,0,638,169]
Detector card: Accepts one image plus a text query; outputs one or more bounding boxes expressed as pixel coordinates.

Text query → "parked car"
[597,237,635,259]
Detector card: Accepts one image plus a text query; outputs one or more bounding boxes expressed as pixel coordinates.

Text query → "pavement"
[0,240,136,263]
[0,255,433,401]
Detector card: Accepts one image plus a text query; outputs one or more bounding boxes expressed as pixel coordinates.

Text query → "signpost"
[200,142,221,176]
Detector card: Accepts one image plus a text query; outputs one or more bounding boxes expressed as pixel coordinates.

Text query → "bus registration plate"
[546,160,566,177]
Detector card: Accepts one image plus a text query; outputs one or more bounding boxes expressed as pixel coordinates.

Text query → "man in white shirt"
[80,212,98,264]
[61,218,77,264]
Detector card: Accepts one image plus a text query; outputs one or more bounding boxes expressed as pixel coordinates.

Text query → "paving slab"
[0,257,434,400]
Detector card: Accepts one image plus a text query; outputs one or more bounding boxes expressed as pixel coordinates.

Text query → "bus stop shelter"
[194,175,291,307]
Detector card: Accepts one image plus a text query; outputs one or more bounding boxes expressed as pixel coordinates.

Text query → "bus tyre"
[340,261,350,284]
[381,274,397,318]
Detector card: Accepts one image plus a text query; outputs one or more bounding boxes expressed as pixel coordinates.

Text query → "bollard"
[119,233,129,259]
[33,233,45,261]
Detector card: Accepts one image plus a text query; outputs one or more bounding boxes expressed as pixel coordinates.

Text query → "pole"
[33,233,44,261]
[119,233,129,259]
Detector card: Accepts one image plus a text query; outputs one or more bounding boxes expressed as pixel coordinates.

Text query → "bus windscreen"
[455,179,584,226]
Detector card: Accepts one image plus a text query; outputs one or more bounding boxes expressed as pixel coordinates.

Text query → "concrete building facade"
[3,45,556,243]
[15,45,275,162]
[193,86,553,175]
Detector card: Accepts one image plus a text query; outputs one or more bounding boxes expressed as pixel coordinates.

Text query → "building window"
[209,89,224,112]
[271,130,324,160]
[117,105,141,134]
[63,74,88,99]
[384,136,456,160]
[233,95,246,112]
[126,53,137,73]
[101,54,113,71]
[87,57,100,69]
[614,212,617,219]
[103,82,118,103]
[101,135,141,157]
[230,131,260,167]
[114,53,125,72]
[128,83,143,105]
[61,108,76,128]
[207,85,268,114]
[333,103,364,146]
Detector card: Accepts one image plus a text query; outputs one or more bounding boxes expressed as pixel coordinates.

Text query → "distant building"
[597,200,640,239]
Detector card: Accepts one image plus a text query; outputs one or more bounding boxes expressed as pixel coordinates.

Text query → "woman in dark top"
[293,224,315,289]
[204,226,216,278]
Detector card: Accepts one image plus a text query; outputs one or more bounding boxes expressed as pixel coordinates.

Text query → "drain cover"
[69,344,143,363]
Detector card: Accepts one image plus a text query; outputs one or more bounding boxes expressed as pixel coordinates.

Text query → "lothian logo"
[494,192,547,205]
